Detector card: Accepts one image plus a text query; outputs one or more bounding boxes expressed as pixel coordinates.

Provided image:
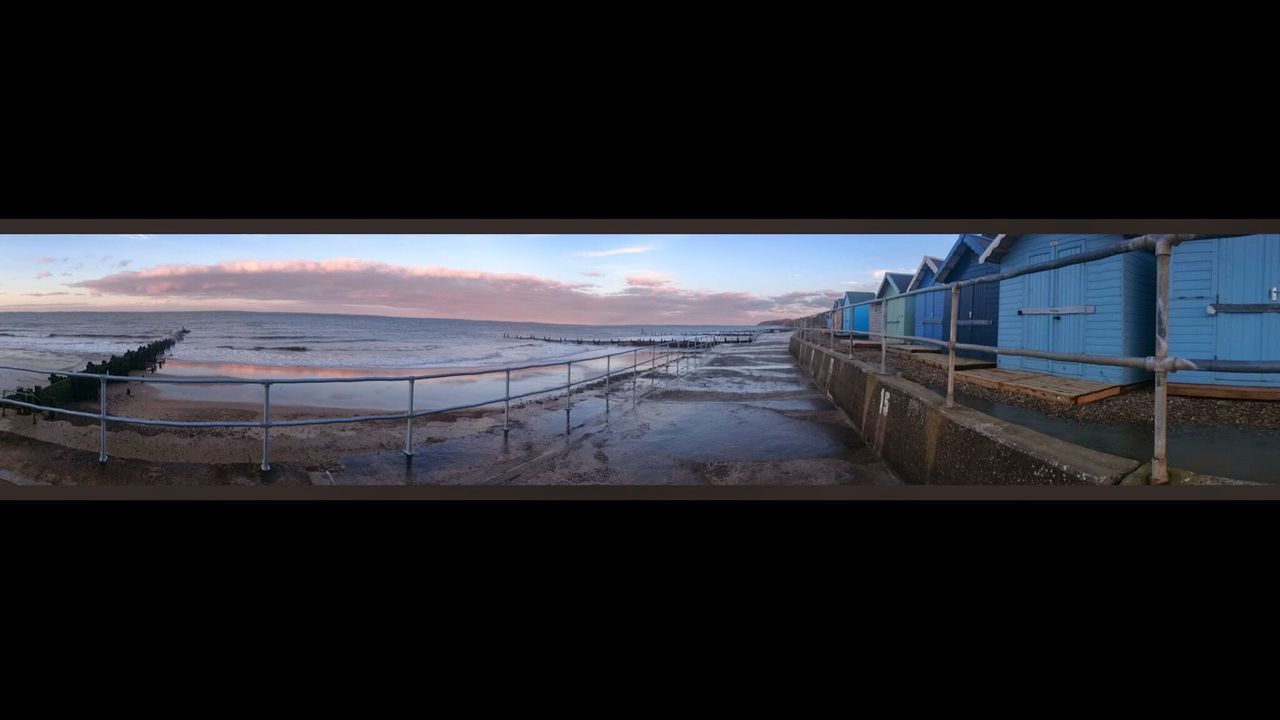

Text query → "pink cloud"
[68,258,839,324]
[625,275,673,287]
[35,271,53,279]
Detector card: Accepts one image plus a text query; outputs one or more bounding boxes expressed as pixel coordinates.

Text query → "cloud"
[579,271,605,277]
[61,272,73,277]
[35,271,52,279]
[36,257,67,264]
[22,292,74,297]
[871,268,912,280]
[117,259,131,268]
[572,245,656,258]
[69,258,839,324]
[625,273,673,287]
[844,280,878,292]
[117,234,153,240]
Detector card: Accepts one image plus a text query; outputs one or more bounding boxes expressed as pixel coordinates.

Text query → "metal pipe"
[1152,235,1174,484]
[404,378,415,457]
[880,302,887,374]
[99,376,107,463]
[946,283,959,408]
[565,360,572,433]
[261,383,271,472]
[605,354,610,414]
[504,369,510,434]
[633,349,638,403]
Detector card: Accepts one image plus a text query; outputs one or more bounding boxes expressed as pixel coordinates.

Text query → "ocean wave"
[46,333,163,339]
[218,345,309,352]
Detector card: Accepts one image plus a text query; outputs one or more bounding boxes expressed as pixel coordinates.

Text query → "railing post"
[504,368,511,434]
[946,285,960,408]
[99,376,108,463]
[1152,235,1174,485]
[605,354,611,414]
[633,349,638,402]
[565,360,572,434]
[849,305,854,359]
[261,382,271,472]
[404,378,415,457]
[880,302,887,374]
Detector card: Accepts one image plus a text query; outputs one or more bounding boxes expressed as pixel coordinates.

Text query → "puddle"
[938,385,1280,484]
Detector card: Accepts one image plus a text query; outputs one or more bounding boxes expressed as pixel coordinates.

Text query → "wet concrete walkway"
[332,332,898,485]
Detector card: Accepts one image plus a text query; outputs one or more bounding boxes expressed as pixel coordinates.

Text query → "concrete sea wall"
[790,336,1142,485]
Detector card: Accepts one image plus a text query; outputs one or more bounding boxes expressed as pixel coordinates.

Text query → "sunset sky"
[0,234,957,324]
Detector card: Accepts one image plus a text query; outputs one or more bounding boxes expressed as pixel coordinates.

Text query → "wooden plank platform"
[952,368,1040,392]
[954,368,1147,405]
[1169,383,1280,401]
[848,340,882,349]
[886,344,939,354]
[912,353,996,371]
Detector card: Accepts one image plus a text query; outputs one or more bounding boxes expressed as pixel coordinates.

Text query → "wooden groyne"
[2,328,190,414]
[503,333,754,347]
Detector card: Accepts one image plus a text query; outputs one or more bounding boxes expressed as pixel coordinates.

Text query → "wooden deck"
[954,368,1148,405]
[886,344,939,354]
[848,340,883,349]
[1169,383,1280,401]
[911,353,996,371]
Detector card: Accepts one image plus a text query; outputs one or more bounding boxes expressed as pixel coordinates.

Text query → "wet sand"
[1,335,893,486]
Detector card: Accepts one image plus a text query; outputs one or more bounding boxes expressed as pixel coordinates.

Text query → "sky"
[0,234,958,324]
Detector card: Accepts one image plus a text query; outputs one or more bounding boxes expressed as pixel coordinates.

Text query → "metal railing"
[0,338,714,471]
[797,234,1280,484]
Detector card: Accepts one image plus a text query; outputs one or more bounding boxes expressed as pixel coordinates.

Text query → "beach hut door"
[1051,245,1085,376]
[1023,248,1054,371]
[1023,243,1086,375]
[1215,235,1280,384]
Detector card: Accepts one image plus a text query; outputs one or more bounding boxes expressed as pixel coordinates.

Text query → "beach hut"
[841,291,875,336]
[981,234,1154,385]
[1167,233,1280,398]
[878,272,914,341]
[907,256,946,345]
[831,299,843,331]
[934,234,1002,359]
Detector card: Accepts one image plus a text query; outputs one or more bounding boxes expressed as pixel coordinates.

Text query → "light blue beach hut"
[1167,233,1280,396]
[981,234,1154,385]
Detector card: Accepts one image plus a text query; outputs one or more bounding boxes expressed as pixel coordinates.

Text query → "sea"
[0,311,763,411]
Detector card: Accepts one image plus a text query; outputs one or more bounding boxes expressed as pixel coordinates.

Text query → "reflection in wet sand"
[150,351,669,412]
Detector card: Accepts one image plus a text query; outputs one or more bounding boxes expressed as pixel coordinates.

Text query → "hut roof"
[905,256,946,292]
[936,234,997,282]
[877,272,914,298]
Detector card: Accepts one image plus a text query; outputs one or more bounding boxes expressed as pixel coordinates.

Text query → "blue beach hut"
[1167,233,1280,396]
[981,234,1154,385]
[907,256,946,345]
[841,291,875,336]
[934,234,1002,359]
